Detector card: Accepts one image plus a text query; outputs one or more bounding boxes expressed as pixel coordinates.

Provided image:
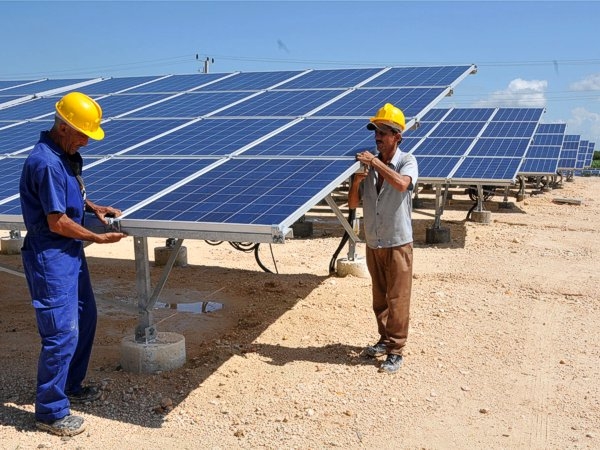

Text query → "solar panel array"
[401,107,544,184]
[0,65,476,242]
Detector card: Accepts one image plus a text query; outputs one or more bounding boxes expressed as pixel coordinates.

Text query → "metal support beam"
[323,194,360,260]
[133,236,185,343]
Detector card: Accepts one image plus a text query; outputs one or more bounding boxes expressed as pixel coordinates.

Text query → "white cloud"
[567,107,600,142]
[569,73,600,91]
[475,78,548,108]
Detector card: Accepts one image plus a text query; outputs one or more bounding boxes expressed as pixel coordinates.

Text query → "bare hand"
[95,206,122,224]
[96,232,127,244]
[356,151,377,167]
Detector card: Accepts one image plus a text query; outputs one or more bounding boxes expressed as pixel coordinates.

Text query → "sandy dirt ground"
[0,176,598,450]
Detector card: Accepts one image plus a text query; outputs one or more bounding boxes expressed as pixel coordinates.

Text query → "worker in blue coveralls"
[348,103,418,375]
[19,92,127,437]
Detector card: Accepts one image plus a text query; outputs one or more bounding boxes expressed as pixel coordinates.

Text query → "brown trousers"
[366,243,413,356]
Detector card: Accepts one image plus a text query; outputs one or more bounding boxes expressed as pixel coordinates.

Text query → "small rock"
[461,386,471,392]
[479,408,489,414]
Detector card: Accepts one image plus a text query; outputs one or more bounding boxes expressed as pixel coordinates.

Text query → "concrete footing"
[471,210,492,224]
[412,198,424,209]
[0,237,23,255]
[120,332,186,373]
[426,227,451,244]
[154,246,188,267]
[291,220,313,238]
[336,257,369,278]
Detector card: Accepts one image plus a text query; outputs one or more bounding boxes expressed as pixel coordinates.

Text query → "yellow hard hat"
[55,92,104,140]
[366,102,405,132]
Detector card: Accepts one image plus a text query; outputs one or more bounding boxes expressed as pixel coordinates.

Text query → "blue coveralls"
[19,131,97,422]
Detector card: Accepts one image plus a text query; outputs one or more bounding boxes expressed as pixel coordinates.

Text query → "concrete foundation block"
[426,227,451,244]
[0,237,23,255]
[154,246,188,267]
[291,220,313,238]
[471,210,492,224]
[336,257,369,278]
[120,332,186,374]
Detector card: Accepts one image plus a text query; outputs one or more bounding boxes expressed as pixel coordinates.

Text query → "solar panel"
[558,135,580,169]
[123,158,355,228]
[124,118,292,157]
[575,140,589,169]
[201,71,305,91]
[519,123,565,175]
[242,118,370,157]
[0,65,476,241]
[78,76,165,95]
[451,157,523,181]
[122,91,256,118]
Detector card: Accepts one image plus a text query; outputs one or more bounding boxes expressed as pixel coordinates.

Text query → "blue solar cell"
[220,89,343,117]
[536,123,566,134]
[126,73,231,93]
[79,76,164,95]
[364,66,473,88]
[0,157,26,199]
[126,118,291,156]
[492,108,544,121]
[316,87,446,118]
[127,158,355,225]
[429,122,484,138]
[402,121,438,138]
[0,121,52,153]
[444,108,494,122]
[468,138,531,157]
[419,108,450,122]
[0,97,56,121]
[415,156,461,179]
[519,158,559,174]
[243,118,370,157]
[124,91,253,118]
[412,138,474,156]
[82,158,217,211]
[279,68,382,90]
[205,71,305,91]
[452,157,522,181]
[532,133,564,146]
[95,94,173,118]
[0,78,93,95]
[481,121,538,138]
[89,119,190,156]
[399,137,421,153]
[525,145,561,159]
[563,135,580,142]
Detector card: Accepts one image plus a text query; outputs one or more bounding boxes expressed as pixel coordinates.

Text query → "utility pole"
[196,54,215,74]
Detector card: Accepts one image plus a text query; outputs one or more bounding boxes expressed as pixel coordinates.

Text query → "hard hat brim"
[366,120,403,133]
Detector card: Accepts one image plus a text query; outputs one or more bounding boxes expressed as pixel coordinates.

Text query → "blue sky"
[1,1,599,144]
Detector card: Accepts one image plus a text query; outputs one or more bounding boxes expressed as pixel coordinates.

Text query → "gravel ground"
[0,177,599,449]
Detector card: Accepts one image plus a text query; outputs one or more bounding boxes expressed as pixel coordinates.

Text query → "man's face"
[59,121,89,155]
[373,126,401,153]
